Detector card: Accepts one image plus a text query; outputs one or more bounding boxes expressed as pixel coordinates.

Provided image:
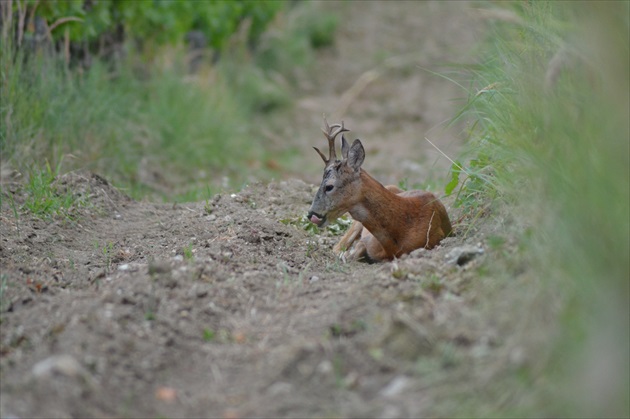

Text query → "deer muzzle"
[307,211,326,227]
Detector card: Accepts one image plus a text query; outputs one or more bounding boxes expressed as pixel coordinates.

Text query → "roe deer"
[307,118,452,262]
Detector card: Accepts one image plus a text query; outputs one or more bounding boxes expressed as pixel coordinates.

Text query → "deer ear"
[341,134,350,159]
[347,139,365,171]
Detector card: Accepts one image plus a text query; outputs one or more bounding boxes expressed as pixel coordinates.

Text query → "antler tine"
[320,116,349,165]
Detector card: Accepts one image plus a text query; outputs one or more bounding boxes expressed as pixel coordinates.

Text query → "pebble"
[267,381,292,396]
[379,375,410,398]
[32,354,87,380]
[445,245,484,266]
[155,386,177,403]
[148,260,171,275]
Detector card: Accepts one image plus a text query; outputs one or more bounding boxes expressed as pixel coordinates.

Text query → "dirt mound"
[0,170,505,417]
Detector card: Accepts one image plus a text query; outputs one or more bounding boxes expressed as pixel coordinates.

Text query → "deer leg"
[347,239,368,262]
[334,219,364,260]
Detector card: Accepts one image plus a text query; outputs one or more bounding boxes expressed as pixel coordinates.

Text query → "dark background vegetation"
[1,0,337,200]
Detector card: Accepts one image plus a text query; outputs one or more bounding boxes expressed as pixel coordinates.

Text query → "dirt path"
[0,3,501,418]
[267,1,483,187]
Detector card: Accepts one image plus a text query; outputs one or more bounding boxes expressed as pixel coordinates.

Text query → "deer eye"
[325,184,334,193]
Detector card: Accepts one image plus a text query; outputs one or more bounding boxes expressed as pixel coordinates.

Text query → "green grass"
[1,50,253,201]
[0,274,9,314]
[18,162,89,220]
[447,1,629,416]
[0,1,339,205]
[202,328,216,342]
[183,244,194,262]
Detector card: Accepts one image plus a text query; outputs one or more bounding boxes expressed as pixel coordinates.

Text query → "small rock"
[32,354,87,380]
[380,375,410,398]
[148,260,171,275]
[267,381,292,396]
[445,245,484,266]
[381,405,402,419]
[317,360,333,375]
[509,346,526,367]
[309,275,320,283]
[380,317,434,360]
[155,386,177,403]
[344,371,360,389]
[409,247,427,258]
[222,408,240,419]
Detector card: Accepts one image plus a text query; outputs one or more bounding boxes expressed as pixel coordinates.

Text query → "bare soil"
[0,3,532,418]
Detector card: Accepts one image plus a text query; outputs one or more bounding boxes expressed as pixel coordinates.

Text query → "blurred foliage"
[1,0,339,201]
[447,1,629,416]
[15,0,283,50]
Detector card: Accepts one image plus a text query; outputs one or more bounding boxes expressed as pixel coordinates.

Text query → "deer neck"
[348,170,407,255]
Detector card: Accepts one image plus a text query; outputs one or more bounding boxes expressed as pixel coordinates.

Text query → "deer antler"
[313,115,349,166]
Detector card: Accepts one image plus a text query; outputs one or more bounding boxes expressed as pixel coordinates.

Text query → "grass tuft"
[448,1,629,416]
[21,162,89,220]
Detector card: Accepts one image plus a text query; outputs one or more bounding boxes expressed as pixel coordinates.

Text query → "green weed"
[202,328,215,342]
[5,192,21,238]
[0,274,9,314]
[102,242,114,273]
[21,162,88,220]
[332,355,346,389]
[397,177,409,191]
[325,260,348,274]
[183,244,194,262]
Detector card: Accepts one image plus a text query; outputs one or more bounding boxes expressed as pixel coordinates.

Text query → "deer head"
[307,117,366,227]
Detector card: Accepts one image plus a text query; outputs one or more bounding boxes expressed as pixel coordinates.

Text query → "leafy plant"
[281,214,352,236]
[7,1,284,56]
[444,153,497,213]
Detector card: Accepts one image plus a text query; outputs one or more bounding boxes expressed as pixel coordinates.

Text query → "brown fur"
[332,173,451,262]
